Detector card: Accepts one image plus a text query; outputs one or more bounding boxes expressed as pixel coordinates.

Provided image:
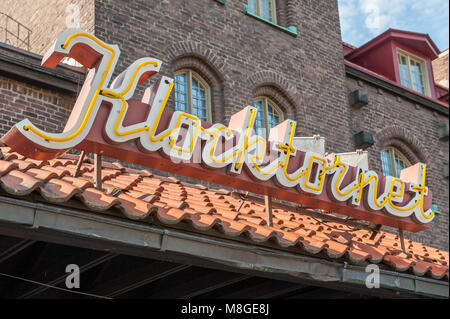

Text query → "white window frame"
[174,69,212,122]
[396,48,431,97]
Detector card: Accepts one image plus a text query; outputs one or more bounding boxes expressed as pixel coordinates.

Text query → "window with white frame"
[380,147,411,178]
[174,70,211,122]
[247,0,277,23]
[253,97,284,137]
[397,49,430,96]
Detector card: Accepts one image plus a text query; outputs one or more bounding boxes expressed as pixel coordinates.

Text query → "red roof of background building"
[342,29,449,107]
[346,29,440,60]
[0,145,448,281]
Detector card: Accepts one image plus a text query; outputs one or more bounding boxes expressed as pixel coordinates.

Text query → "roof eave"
[346,29,440,61]
[1,195,448,298]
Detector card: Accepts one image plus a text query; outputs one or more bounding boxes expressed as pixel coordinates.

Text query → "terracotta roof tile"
[0,160,19,176]
[78,187,120,211]
[11,159,37,171]
[39,178,81,202]
[323,240,349,258]
[26,168,59,182]
[0,147,447,281]
[116,193,155,220]
[216,216,250,236]
[1,170,43,195]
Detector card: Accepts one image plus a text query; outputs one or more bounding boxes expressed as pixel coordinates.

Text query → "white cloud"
[338,0,449,50]
[359,0,408,34]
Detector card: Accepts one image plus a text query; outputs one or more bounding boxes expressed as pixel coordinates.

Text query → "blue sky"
[338,0,449,51]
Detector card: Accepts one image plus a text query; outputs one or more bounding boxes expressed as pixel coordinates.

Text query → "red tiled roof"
[0,146,448,281]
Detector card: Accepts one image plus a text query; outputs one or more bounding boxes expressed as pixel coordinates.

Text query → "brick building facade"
[0,0,448,250]
[433,49,449,88]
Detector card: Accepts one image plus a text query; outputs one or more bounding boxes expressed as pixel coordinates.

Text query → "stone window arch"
[375,126,428,165]
[252,85,296,122]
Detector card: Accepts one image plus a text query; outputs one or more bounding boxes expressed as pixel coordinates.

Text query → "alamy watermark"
[65,264,80,289]
[65,4,80,29]
[365,264,380,289]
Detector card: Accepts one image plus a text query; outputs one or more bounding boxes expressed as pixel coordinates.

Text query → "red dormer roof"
[343,42,357,56]
[346,29,440,61]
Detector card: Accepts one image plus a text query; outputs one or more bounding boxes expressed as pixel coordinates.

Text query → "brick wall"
[0,75,75,135]
[433,49,449,88]
[346,76,449,250]
[94,0,354,153]
[0,0,94,55]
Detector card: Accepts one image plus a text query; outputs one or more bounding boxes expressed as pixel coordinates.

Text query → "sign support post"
[94,154,102,190]
[265,195,273,227]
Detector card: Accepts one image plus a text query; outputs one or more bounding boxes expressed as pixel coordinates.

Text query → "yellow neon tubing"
[303,156,327,191]
[249,137,283,175]
[233,109,256,170]
[168,113,202,153]
[389,165,433,219]
[334,165,390,209]
[102,90,149,137]
[148,82,174,142]
[281,122,307,182]
[121,61,158,96]
[207,109,263,168]
[417,165,433,219]
[23,32,115,142]
[332,163,387,209]
[102,61,159,137]
[209,126,244,163]
[354,173,389,207]
[234,109,259,170]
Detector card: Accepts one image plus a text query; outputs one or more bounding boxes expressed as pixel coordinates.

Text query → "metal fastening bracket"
[73,150,86,178]
[236,191,249,213]
[370,224,382,240]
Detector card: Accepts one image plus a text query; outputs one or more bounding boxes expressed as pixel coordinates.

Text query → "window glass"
[248,0,257,14]
[247,0,275,22]
[254,100,266,137]
[174,73,188,112]
[381,147,411,178]
[410,60,425,94]
[174,70,210,122]
[260,0,273,21]
[381,149,392,176]
[253,97,283,138]
[398,54,411,89]
[397,51,428,96]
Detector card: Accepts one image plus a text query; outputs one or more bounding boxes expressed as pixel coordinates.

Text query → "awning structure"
[0,145,448,298]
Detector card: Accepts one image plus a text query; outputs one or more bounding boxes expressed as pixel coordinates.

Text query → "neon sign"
[2,29,435,231]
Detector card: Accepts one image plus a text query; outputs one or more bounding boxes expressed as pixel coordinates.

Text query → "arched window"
[253,97,284,137]
[248,0,277,23]
[174,70,211,122]
[380,147,411,178]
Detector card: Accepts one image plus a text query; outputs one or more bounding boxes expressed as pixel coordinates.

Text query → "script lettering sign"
[2,30,435,231]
